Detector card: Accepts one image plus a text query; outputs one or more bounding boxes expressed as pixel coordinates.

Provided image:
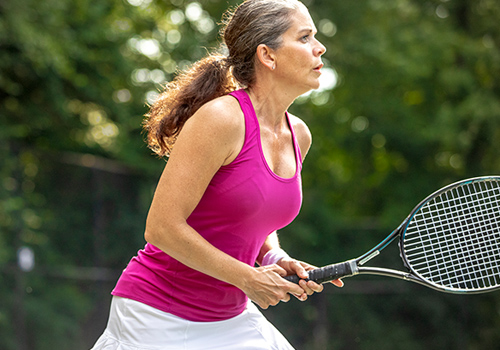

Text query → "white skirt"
[90,296,295,350]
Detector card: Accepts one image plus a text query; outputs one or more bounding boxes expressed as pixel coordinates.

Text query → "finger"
[299,279,315,295]
[331,279,344,288]
[291,261,309,279]
[292,292,308,301]
[256,301,269,310]
[300,279,324,294]
[306,280,324,293]
[284,279,307,296]
[281,293,291,303]
[269,264,288,277]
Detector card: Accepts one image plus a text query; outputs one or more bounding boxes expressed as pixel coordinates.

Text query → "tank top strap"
[287,111,303,171]
[228,89,303,177]
[228,89,259,139]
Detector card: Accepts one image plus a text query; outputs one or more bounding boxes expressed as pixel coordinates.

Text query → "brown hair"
[143,0,303,156]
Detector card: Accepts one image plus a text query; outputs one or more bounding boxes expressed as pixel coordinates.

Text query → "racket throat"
[359,250,380,266]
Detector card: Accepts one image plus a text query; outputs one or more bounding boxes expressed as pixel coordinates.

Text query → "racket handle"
[284,260,357,284]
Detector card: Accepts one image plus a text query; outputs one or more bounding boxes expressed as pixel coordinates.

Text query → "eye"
[300,34,310,42]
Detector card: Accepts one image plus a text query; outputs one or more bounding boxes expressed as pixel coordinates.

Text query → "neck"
[246,85,295,130]
[246,62,311,128]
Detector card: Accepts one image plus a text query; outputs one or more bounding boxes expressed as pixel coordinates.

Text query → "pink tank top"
[112,89,303,321]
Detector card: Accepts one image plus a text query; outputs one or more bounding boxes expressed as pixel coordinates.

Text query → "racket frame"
[285,176,500,294]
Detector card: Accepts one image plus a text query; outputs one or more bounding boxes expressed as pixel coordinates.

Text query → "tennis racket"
[285,176,500,294]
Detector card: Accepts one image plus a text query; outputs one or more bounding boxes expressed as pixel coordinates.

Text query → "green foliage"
[1,0,500,349]
[276,0,500,348]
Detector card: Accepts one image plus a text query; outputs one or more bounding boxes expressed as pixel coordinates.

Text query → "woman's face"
[273,6,326,94]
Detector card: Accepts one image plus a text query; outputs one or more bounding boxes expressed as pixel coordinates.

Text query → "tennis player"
[91,0,342,349]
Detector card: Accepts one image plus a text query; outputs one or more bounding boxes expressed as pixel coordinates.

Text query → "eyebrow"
[297,27,317,35]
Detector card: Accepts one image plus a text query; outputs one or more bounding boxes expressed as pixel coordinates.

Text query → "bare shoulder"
[191,95,244,133]
[288,113,312,160]
[181,95,245,165]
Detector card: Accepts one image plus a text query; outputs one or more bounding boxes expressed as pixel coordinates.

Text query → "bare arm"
[256,231,281,265]
[144,97,306,308]
[257,116,343,293]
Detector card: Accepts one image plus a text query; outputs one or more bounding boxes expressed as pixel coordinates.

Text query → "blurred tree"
[275,0,500,348]
[0,0,222,348]
[1,0,500,349]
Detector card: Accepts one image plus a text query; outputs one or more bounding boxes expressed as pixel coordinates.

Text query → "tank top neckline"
[231,89,302,183]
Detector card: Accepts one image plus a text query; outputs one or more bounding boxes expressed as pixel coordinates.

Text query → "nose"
[315,39,326,56]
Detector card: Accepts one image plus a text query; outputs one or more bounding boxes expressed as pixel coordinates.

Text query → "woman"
[91,0,342,349]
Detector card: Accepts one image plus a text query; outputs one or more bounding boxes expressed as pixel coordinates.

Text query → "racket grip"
[284,260,356,284]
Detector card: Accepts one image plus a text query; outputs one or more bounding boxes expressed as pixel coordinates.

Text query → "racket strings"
[408,199,500,276]
[403,180,500,291]
[425,183,500,289]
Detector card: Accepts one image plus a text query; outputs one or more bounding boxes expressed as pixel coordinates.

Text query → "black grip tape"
[284,261,354,284]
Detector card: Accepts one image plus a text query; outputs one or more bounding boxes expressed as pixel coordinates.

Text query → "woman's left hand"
[277,258,344,301]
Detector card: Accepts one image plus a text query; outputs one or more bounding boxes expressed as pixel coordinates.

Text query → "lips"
[314,63,324,71]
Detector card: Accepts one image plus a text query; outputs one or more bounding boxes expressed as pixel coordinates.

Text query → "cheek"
[297,50,312,67]
[277,48,311,77]
[288,52,309,71]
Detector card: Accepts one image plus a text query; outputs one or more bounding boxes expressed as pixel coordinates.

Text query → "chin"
[309,78,321,90]
[310,82,321,91]
[293,82,321,97]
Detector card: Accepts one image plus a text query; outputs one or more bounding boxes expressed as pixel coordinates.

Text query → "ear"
[255,44,276,71]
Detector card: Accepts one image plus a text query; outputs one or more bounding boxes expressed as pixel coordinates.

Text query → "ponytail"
[144,0,300,157]
[143,54,239,157]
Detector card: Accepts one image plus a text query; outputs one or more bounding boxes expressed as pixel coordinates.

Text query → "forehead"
[286,5,316,35]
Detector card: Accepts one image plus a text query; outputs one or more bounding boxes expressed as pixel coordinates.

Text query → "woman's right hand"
[239,265,307,309]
